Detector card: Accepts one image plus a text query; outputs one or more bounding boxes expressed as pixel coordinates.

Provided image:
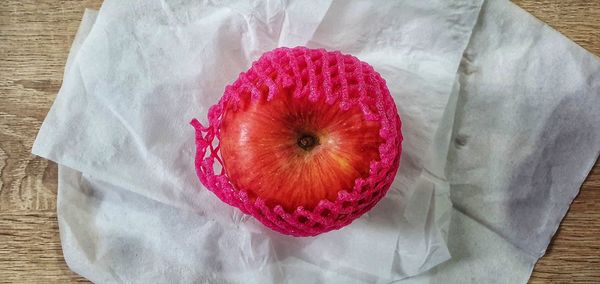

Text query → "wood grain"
[0,0,598,283]
[1,1,103,282]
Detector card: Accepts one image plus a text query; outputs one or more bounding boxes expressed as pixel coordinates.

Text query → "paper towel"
[33,0,600,283]
[34,0,486,282]
[403,0,600,282]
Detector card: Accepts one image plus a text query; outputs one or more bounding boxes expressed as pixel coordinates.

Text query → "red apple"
[220,89,383,211]
[192,47,402,236]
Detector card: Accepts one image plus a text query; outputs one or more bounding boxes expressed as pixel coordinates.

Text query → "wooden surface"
[0,0,598,283]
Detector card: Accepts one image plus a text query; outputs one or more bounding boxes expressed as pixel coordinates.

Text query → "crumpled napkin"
[404,1,600,282]
[33,0,600,283]
[35,0,484,282]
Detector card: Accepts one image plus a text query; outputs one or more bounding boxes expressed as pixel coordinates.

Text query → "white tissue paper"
[409,1,600,282]
[33,0,600,283]
[35,0,484,282]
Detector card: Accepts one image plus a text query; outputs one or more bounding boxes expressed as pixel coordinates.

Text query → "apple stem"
[297,134,319,151]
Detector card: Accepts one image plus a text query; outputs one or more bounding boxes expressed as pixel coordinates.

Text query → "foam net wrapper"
[191,47,402,237]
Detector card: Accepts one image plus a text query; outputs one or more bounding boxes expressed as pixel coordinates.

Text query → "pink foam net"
[191,47,402,237]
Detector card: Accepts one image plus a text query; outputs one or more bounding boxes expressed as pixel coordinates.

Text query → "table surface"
[1,0,598,283]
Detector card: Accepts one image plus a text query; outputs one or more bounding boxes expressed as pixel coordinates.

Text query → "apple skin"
[192,47,402,236]
[220,89,383,211]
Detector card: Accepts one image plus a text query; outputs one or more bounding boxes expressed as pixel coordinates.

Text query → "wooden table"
[0,1,598,282]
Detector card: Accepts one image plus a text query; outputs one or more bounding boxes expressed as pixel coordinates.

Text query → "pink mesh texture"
[191,47,402,237]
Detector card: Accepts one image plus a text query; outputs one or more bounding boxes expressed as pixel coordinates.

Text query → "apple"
[192,47,402,236]
[220,86,384,211]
